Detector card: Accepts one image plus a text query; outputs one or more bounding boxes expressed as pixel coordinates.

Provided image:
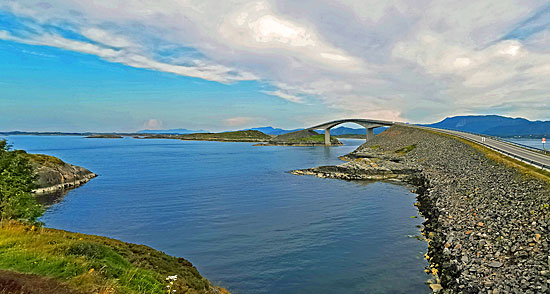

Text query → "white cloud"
[224,116,258,127]
[144,119,163,129]
[261,90,304,103]
[0,29,255,83]
[81,28,136,49]
[1,0,550,123]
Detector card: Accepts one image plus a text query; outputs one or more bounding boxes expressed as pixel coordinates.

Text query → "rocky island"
[85,134,124,138]
[256,129,342,146]
[293,125,550,293]
[141,130,272,143]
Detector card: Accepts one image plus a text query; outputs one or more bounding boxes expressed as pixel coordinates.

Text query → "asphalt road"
[419,126,550,171]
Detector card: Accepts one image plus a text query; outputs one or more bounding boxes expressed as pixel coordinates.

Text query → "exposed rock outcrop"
[17,152,97,194]
[292,125,550,293]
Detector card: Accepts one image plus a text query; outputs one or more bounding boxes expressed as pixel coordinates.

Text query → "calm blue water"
[504,138,548,151]
[4,136,428,294]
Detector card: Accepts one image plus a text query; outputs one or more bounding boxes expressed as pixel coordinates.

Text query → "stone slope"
[293,125,550,293]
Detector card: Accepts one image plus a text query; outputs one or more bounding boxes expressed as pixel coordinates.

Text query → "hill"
[424,115,550,137]
[179,130,271,142]
[0,222,227,294]
[259,130,342,146]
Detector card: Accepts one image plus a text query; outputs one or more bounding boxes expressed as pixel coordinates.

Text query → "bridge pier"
[325,128,331,146]
[366,128,374,141]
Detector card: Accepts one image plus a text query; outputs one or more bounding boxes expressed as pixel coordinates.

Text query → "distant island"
[256,130,342,146]
[85,134,123,139]
[140,130,272,142]
[141,129,344,146]
[3,115,548,141]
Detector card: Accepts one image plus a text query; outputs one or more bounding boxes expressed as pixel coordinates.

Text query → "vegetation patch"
[14,151,66,167]
[179,130,271,141]
[394,144,417,154]
[288,134,327,143]
[0,222,225,294]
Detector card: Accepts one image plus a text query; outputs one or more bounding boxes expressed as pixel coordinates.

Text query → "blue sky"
[1,1,549,132]
[1,40,328,132]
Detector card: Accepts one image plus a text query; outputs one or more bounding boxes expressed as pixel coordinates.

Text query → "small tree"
[0,140,43,223]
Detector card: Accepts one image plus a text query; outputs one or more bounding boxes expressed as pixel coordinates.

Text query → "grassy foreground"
[0,222,227,294]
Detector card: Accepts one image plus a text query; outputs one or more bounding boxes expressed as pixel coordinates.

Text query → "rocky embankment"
[17,152,97,194]
[293,125,550,293]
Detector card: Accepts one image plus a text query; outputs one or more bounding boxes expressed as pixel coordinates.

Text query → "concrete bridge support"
[308,119,395,147]
[366,128,374,141]
[324,128,331,146]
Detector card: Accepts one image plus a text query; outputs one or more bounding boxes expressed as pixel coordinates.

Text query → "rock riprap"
[292,125,550,293]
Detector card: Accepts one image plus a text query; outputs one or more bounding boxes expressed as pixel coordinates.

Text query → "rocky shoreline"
[20,152,97,195]
[292,125,550,293]
[32,172,96,194]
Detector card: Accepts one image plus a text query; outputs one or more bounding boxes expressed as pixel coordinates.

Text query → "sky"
[1,0,549,132]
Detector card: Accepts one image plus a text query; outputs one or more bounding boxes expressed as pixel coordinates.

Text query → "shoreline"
[292,125,550,293]
[32,172,97,195]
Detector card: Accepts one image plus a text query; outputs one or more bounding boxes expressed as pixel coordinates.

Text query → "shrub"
[0,140,43,223]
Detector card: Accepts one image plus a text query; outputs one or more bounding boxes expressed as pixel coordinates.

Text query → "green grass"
[0,222,227,294]
[394,144,416,154]
[13,151,65,167]
[180,130,271,141]
[288,134,334,143]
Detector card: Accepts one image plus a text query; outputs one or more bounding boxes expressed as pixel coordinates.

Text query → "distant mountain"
[138,128,208,134]
[243,127,304,135]
[424,115,550,137]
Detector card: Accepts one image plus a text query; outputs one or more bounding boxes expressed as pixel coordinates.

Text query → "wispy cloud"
[223,116,260,127]
[261,90,304,103]
[1,0,550,122]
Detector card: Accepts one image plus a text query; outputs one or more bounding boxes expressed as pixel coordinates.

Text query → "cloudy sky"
[1,0,549,132]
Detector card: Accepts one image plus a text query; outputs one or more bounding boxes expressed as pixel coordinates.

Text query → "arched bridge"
[307,119,397,146]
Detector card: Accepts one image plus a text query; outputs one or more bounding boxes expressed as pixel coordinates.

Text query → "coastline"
[0,150,228,293]
[32,172,97,194]
[292,125,550,293]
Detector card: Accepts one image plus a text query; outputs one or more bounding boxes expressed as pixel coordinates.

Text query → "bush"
[0,140,43,223]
